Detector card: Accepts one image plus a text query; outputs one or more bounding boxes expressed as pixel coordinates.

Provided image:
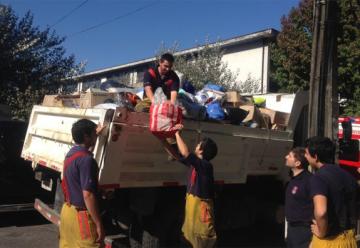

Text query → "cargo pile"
[42,83,290,130]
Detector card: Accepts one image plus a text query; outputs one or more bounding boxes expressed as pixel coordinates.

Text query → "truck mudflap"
[34,198,60,226]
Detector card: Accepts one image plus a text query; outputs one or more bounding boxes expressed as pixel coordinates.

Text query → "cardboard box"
[225,91,241,102]
[79,90,116,108]
[239,105,266,127]
[42,95,80,107]
[42,95,62,107]
[62,97,80,108]
[259,108,290,127]
[225,92,252,107]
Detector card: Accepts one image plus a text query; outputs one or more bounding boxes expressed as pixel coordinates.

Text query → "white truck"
[21,91,309,247]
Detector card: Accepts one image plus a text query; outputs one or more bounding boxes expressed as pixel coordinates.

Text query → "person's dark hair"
[71,119,97,144]
[199,137,218,161]
[160,53,175,63]
[291,147,308,169]
[305,136,335,164]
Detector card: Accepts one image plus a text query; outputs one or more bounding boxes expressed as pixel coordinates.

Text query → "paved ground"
[0,223,285,248]
[0,210,58,248]
[0,209,286,248]
[0,224,58,248]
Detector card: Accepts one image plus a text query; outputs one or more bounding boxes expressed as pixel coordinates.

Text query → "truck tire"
[142,230,160,248]
[129,219,142,248]
[128,187,185,247]
[129,236,142,248]
[129,217,160,248]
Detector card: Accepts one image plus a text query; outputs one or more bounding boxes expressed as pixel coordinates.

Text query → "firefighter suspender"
[148,68,174,87]
[61,151,88,204]
[148,68,156,79]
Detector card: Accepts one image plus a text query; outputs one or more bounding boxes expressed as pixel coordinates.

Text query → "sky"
[2,0,300,73]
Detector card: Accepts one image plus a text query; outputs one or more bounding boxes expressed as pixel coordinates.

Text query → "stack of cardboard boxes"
[78,90,116,108]
[42,89,290,130]
[224,91,290,130]
[42,89,117,108]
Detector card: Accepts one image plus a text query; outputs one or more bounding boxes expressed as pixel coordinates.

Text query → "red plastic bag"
[149,102,182,138]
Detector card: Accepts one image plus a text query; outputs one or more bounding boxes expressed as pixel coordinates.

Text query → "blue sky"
[2,0,299,72]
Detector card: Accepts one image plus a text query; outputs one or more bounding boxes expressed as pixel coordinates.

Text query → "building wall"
[75,39,271,94]
[221,40,269,94]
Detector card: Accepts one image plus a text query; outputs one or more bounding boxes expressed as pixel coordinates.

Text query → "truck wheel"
[129,237,142,248]
[129,220,160,248]
[142,230,160,248]
[129,219,142,248]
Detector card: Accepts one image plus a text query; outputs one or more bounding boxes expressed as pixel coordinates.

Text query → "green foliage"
[337,0,360,115]
[0,5,83,119]
[0,86,46,120]
[270,0,360,115]
[270,0,313,93]
[156,40,238,91]
[226,74,261,94]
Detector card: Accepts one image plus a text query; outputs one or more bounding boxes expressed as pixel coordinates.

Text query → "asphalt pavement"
[0,209,286,248]
[0,223,58,248]
[0,209,57,248]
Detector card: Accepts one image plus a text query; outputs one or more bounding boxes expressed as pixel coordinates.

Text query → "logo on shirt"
[291,186,298,195]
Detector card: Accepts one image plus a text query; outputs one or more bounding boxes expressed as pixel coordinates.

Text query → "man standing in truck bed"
[136,53,181,159]
[59,119,104,248]
[143,52,180,104]
[141,52,181,156]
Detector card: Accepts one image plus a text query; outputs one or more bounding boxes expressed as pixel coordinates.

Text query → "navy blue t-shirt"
[180,153,214,199]
[310,164,358,236]
[63,146,98,208]
[143,66,179,100]
[285,170,313,223]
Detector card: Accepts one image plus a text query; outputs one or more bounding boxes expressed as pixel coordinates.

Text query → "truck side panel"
[22,106,293,188]
[98,108,293,188]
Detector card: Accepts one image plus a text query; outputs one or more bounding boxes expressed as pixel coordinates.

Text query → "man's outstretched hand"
[96,124,106,136]
[173,124,184,134]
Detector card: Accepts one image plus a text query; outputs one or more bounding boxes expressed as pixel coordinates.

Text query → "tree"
[337,0,360,115]
[0,5,83,119]
[270,0,360,115]
[155,39,238,91]
[270,0,313,93]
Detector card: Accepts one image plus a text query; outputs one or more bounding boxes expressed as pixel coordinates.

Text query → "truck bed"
[21,105,293,189]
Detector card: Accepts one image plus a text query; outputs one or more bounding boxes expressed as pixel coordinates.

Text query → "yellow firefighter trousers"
[182,193,217,248]
[310,229,357,248]
[59,204,101,248]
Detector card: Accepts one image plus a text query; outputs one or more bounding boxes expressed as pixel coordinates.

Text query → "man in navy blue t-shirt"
[305,136,358,248]
[174,124,218,248]
[284,147,313,248]
[59,119,105,248]
[143,53,180,104]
